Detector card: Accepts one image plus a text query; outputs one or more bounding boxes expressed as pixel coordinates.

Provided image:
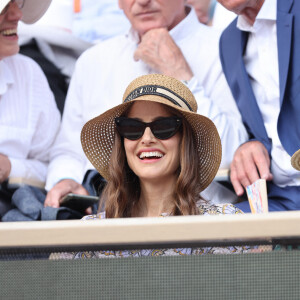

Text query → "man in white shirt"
[45,0,248,208]
[218,0,300,211]
[0,0,60,218]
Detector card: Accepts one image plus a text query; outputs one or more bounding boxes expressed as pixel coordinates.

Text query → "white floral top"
[55,201,249,259]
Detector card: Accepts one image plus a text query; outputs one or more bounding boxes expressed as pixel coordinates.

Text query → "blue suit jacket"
[219,0,300,157]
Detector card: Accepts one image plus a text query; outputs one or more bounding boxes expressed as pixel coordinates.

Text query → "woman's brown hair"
[99,110,203,218]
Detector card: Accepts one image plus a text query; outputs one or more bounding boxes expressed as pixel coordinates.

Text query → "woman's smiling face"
[0,1,22,60]
[124,101,181,184]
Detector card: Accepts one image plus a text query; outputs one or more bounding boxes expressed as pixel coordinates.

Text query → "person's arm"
[45,57,89,208]
[230,141,273,196]
[187,27,248,168]
[189,74,249,168]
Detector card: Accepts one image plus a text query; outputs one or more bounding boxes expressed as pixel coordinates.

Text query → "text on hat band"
[124,85,193,112]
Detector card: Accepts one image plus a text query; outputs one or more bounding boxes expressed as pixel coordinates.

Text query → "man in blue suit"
[218,0,300,212]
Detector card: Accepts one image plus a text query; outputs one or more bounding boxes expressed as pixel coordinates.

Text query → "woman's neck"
[134,177,177,217]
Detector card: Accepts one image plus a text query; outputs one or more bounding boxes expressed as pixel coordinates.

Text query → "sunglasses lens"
[115,118,145,140]
[151,118,181,139]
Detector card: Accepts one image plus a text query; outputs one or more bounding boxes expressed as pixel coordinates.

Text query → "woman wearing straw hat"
[0,0,60,219]
[81,74,242,219]
[57,74,248,258]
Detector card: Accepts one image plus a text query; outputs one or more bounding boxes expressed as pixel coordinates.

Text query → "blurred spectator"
[218,0,300,211]
[0,0,60,219]
[18,0,92,114]
[73,0,131,43]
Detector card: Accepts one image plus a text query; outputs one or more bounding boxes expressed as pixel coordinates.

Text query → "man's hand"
[134,28,193,81]
[0,154,11,183]
[230,141,273,196]
[44,179,89,208]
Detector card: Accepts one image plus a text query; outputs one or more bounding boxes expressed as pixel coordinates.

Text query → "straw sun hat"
[0,0,52,24]
[291,149,300,171]
[81,74,222,192]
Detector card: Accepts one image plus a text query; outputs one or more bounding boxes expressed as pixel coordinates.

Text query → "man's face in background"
[118,0,187,37]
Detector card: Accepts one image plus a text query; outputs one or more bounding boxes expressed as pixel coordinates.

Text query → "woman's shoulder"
[196,199,243,215]
[81,212,106,220]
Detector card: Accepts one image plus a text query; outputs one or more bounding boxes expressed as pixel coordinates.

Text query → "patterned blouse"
[55,201,249,259]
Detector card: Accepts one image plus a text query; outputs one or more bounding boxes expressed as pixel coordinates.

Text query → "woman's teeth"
[139,151,164,159]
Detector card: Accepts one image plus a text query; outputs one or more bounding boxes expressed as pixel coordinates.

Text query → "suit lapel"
[277,0,294,106]
[221,25,271,150]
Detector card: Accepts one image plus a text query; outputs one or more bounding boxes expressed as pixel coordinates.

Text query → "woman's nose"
[141,127,156,144]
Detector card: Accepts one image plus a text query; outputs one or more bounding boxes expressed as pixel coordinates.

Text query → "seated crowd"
[0,0,299,226]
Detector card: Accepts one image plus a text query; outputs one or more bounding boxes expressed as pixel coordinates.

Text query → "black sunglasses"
[115,116,182,140]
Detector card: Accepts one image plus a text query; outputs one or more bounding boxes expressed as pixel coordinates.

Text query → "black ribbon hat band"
[124,85,193,112]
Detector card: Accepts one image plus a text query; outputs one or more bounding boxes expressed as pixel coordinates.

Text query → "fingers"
[44,179,88,208]
[44,189,62,208]
[85,207,93,215]
[230,163,248,196]
[134,28,193,80]
[134,29,161,66]
[0,154,11,183]
[230,141,273,196]
[73,184,89,196]
[253,146,273,181]
[230,143,260,195]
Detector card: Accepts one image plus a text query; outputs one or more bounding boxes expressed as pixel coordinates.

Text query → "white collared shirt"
[237,0,300,187]
[46,8,248,190]
[0,55,60,182]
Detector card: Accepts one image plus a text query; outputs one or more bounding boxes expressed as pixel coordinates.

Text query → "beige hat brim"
[21,0,52,24]
[0,0,51,24]
[81,95,222,192]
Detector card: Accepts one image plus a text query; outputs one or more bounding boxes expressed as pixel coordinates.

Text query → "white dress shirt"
[46,8,248,190]
[237,0,300,187]
[0,54,60,183]
[212,2,236,30]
